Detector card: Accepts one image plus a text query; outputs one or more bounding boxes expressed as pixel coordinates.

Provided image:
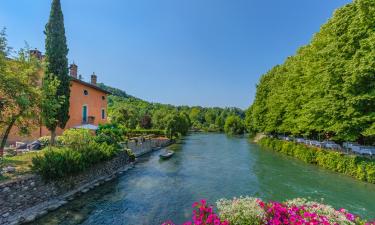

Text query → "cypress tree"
[43,0,70,144]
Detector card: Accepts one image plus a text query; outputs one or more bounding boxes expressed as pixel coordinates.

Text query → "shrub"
[32,140,119,180]
[163,199,229,225]
[96,123,126,146]
[259,137,375,184]
[125,148,135,162]
[224,115,245,135]
[217,197,264,225]
[38,136,64,147]
[59,129,93,150]
[218,197,372,225]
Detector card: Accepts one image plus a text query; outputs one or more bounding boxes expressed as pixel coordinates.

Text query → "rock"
[4,166,16,173]
[2,212,10,218]
[24,214,36,223]
[2,187,10,193]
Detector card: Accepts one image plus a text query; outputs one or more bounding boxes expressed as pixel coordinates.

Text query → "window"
[83,90,88,95]
[82,105,88,123]
[101,109,106,119]
[102,96,106,100]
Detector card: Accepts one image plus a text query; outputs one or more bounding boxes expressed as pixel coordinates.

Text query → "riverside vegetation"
[245,0,375,144]
[258,137,375,184]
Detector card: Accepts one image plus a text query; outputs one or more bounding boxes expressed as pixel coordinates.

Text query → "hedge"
[258,137,375,184]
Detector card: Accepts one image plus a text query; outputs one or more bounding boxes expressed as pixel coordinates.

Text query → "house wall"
[6,80,108,144]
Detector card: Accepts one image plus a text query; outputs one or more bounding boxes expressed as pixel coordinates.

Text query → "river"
[31,133,375,225]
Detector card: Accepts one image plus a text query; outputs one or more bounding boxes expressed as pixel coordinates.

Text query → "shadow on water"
[31,133,375,225]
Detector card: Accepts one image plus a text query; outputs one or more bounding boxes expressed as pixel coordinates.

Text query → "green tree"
[0,30,41,156]
[43,0,70,145]
[224,115,245,135]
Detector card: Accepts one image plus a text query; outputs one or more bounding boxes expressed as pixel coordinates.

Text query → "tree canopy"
[246,0,375,144]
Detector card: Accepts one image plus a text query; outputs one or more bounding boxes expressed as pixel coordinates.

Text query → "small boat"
[159,151,174,159]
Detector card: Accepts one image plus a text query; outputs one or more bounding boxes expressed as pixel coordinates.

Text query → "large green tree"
[43,0,70,144]
[246,0,375,144]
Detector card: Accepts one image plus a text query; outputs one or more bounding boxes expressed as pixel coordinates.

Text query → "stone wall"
[127,137,172,157]
[0,152,133,225]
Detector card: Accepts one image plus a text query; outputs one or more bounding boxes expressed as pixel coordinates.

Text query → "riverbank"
[0,137,172,225]
[258,137,375,184]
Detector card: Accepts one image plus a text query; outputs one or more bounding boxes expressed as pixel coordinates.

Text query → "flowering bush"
[218,197,375,225]
[164,198,374,225]
[163,199,229,225]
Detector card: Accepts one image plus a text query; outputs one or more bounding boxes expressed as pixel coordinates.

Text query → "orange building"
[7,50,110,144]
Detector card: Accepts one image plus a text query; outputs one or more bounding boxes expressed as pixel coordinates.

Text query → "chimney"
[91,72,97,85]
[69,63,78,78]
[29,49,43,60]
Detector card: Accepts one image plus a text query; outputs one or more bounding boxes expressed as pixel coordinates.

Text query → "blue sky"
[1,0,351,109]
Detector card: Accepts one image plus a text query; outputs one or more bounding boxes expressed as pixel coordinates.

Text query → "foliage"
[43,0,70,144]
[0,29,41,154]
[107,95,244,135]
[59,129,93,149]
[125,129,165,136]
[95,123,126,146]
[224,115,245,135]
[38,136,64,147]
[246,0,375,144]
[163,199,229,225]
[259,137,375,183]
[217,197,264,225]
[164,198,373,225]
[32,129,120,180]
[217,197,373,225]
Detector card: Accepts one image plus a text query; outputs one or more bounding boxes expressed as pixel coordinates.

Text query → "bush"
[126,129,165,137]
[224,115,245,135]
[59,129,93,150]
[96,123,126,146]
[259,137,375,184]
[32,129,120,180]
[217,197,264,225]
[216,197,371,225]
[38,136,63,147]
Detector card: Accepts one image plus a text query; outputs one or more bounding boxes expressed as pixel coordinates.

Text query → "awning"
[73,124,99,130]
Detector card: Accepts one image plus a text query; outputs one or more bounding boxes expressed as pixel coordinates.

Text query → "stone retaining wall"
[127,137,172,157]
[0,137,172,225]
[0,152,133,225]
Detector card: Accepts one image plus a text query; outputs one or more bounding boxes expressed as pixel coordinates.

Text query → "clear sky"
[1,0,351,109]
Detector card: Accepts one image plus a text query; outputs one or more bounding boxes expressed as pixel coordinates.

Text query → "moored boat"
[159,151,174,159]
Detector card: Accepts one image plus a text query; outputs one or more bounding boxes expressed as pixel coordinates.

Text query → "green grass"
[1,151,44,182]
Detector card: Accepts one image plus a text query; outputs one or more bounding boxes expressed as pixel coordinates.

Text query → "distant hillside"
[97,83,140,100]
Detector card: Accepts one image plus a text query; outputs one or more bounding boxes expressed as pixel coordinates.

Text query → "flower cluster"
[163,199,229,225]
[164,198,375,225]
[258,199,357,225]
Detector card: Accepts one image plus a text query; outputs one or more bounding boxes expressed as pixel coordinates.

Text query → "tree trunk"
[0,117,17,158]
[50,129,56,146]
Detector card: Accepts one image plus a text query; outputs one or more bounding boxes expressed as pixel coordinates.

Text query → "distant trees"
[246,0,375,143]
[0,30,41,155]
[42,0,70,145]
[224,116,245,135]
[106,94,245,136]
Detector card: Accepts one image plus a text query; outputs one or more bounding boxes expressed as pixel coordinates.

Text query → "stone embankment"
[0,137,171,225]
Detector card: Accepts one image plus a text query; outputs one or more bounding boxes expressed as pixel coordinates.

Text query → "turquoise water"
[32,133,375,225]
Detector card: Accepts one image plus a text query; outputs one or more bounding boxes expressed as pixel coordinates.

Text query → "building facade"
[7,50,110,144]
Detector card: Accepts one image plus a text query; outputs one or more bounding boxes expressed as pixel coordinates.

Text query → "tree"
[139,114,152,129]
[246,0,375,143]
[43,0,70,145]
[0,30,41,157]
[224,115,245,135]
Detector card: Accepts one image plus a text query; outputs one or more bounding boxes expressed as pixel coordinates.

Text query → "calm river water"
[32,133,375,225]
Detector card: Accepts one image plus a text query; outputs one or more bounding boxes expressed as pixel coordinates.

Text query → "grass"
[0,151,44,182]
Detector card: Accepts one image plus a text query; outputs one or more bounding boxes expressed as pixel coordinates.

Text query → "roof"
[70,77,111,94]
